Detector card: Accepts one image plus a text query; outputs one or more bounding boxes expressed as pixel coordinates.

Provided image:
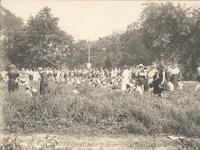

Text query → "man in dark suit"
[8,64,20,92]
[38,67,48,97]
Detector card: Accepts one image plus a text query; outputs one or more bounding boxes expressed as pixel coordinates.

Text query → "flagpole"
[88,39,91,64]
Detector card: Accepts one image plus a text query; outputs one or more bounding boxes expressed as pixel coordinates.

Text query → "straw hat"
[138,64,144,68]
[38,67,43,72]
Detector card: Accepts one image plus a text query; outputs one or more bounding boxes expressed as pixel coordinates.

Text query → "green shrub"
[3,82,200,137]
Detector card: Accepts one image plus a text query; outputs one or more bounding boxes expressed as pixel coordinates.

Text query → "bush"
[3,82,200,137]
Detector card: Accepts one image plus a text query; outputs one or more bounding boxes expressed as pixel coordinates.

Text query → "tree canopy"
[3,7,75,69]
[2,3,200,79]
[0,6,23,69]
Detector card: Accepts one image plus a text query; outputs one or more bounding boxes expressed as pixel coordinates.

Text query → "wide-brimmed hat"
[138,64,144,68]
[38,67,43,71]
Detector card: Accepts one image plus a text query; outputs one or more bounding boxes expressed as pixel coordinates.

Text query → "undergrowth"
[3,82,200,137]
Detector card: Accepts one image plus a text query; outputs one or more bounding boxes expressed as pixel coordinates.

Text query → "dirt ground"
[1,132,200,150]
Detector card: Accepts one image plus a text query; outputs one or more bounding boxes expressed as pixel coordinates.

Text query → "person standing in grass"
[148,62,158,91]
[135,64,146,93]
[7,64,20,92]
[121,66,131,91]
[195,65,200,92]
[152,64,166,97]
[38,67,49,97]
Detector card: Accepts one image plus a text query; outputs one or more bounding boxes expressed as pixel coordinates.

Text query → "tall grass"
[3,82,200,137]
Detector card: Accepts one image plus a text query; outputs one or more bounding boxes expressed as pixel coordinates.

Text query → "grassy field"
[0,81,200,149]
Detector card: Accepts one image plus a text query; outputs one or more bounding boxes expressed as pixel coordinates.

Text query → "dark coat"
[39,71,48,96]
[8,69,19,92]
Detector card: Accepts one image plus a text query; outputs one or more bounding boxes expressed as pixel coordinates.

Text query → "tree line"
[1,2,200,79]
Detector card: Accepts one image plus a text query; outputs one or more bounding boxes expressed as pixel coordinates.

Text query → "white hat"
[138,64,144,67]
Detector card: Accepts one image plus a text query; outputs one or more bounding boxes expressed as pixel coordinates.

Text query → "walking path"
[2,133,199,150]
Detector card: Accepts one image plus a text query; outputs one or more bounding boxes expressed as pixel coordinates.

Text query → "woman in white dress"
[121,66,131,91]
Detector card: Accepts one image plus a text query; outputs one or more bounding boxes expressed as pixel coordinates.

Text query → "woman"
[8,64,20,92]
[121,66,131,91]
[168,63,180,89]
[152,65,166,97]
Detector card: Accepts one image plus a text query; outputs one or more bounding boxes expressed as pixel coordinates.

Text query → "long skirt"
[152,79,164,96]
[121,78,129,91]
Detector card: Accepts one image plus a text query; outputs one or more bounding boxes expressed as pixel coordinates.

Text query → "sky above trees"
[2,1,200,79]
[2,1,200,41]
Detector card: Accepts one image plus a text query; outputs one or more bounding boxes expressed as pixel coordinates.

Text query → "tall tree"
[140,2,191,61]
[71,40,89,68]
[92,33,122,68]
[119,24,151,66]
[25,7,75,68]
[8,7,75,69]
[0,6,24,69]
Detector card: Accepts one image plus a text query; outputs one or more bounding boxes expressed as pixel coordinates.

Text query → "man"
[8,64,20,92]
[195,65,200,92]
[38,67,49,97]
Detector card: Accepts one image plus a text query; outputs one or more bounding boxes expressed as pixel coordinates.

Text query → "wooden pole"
[88,39,91,63]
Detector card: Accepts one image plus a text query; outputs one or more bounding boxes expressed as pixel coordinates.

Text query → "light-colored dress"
[121,69,131,91]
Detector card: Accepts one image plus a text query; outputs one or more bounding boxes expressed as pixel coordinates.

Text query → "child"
[25,85,37,98]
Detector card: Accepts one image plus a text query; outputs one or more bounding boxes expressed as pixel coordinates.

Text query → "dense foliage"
[0,6,23,69]
[3,82,200,137]
[1,2,200,78]
[1,7,75,69]
[69,2,200,79]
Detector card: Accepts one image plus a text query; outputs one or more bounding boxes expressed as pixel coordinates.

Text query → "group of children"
[1,61,200,97]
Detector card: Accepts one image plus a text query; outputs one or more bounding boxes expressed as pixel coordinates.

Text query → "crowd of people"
[0,59,199,98]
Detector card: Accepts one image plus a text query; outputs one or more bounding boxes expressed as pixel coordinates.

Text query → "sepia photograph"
[0,0,200,149]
